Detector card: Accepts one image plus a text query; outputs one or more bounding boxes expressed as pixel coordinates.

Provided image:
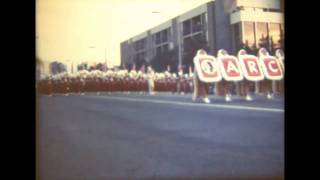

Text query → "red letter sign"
[218,56,243,81]
[238,55,264,81]
[194,55,222,83]
[260,56,283,80]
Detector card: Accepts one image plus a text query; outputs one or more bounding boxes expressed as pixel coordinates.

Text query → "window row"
[155,44,169,55]
[233,21,284,51]
[134,51,145,61]
[182,13,205,36]
[153,28,170,45]
[134,38,146,51]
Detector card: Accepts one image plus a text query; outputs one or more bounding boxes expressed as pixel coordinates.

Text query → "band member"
[147,66,155,95]
[217,49,233,102]
[258,48,274,99]
[170,73,178,94]
[177,66,184,94]
[192,49,211,103]
[237,49,253,101]
[188,66,194,94]
[276,49,285,72]
[80,77,86,95]
[275,49,284,95]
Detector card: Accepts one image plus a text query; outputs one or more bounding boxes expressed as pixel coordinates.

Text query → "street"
[38,93,284,179]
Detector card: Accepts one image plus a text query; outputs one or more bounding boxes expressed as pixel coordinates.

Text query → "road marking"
[93,95,284,113]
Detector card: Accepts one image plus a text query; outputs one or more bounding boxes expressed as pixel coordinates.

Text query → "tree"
[50,61,67,74]
[77,62,88,71]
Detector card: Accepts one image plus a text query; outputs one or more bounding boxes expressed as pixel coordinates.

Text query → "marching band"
[37,48,284,103]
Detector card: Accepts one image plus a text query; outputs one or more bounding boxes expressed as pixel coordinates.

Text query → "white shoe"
[203,97,211,104]
[267,93,274,99]
[96,92,100,95]
[225,95,232,102]
[246,95,253,101]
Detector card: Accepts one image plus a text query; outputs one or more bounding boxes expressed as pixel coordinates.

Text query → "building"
[120,0,284,72]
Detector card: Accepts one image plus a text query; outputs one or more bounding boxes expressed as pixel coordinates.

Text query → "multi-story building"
[120,0,284,72]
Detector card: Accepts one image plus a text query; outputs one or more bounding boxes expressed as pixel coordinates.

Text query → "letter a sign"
[260,56,283,80]
[238,55,264,81]
[218,55,243,81]
[194,55,222,83]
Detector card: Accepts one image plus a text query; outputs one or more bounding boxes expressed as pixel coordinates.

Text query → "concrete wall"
[213,0,232,54]
[206,1,216,55]
[230,10,284,24]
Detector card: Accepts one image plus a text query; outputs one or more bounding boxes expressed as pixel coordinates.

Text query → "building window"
[156,46,161,55]
[134,41,139,51]
[192,15,202,33]
[161,29,168,43]
[232,22,242,52]
[141,52,145,59]
[183,20,191,36]
[162,44,169,52]
[256,22,268,49]
[269,23,281,50]
[156,32,161,44]
[141,38,146,50]
[243,21,256,49]
[183,36,192,49]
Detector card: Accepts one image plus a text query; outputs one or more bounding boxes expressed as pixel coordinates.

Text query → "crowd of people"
[37,48,284,103]
[37,67,194,96]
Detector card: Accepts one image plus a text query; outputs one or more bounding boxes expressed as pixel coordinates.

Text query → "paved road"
[37,93,284,179]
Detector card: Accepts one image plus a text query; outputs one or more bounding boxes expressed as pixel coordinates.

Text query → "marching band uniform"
[258,48,274,99]
[188,66,194,94]
[177,67,183,94]
[217,49,232,102]
[170,73,177,94]
[147,66,155,95]
[275,49,284,95]
[193,49,211,103]
[237,49,253,101]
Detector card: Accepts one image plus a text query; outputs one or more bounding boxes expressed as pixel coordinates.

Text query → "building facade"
[120,0,284,72]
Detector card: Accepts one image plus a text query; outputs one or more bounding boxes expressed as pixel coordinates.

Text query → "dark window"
[232,22,242,53]
[161,29,168,43]
[156,32,161,44]
[193,33,204,42]
[141,38,146,50]
[183,20,191,36]
[140,52,145,60]
[156,46,161,55]
[183,36,192,52]
[162,44,169,52]
[134,41,139,51]
[192,15,202,33]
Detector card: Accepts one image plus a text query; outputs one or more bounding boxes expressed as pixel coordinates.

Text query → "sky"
[36,0,213,68]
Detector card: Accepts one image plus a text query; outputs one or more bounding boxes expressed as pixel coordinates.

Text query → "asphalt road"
[37,92,284,180]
